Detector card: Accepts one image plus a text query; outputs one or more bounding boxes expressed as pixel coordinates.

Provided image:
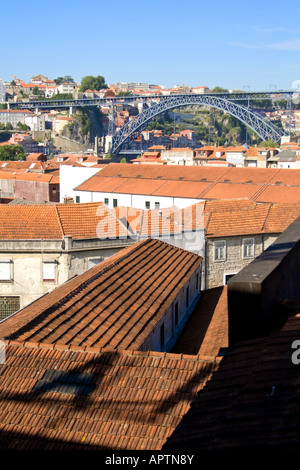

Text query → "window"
[225,273,236,284]
[214,240,226,261]
[0,260,12,282]
[75,196,80,203]
[104,198,109,205]
[186,286,189,307]
[155,202,160,209]
[43,260,56,282]
[0,296,20,320]
[145,201,150,210]
[243,238,254,259]
[160,323,165,348]
[174,302,179,326]
[113,199,118,208]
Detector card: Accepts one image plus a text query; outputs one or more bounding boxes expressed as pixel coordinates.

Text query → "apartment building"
[0,80,6,103]
[70,163,300,209]
[0,202,134,318]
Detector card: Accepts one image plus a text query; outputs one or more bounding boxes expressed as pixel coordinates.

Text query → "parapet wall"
[227,216,300,347]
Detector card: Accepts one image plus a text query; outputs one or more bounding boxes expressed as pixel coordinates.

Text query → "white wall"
[278,161,297,169]
[72,189,200,210]
[59,165,100,203]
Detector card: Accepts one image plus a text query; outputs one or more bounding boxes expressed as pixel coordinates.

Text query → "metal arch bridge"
[111,93,287,155]
[8,90,295,154]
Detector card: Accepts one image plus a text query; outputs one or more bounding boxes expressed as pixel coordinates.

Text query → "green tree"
[5,123,13,130]
[32,86,39,95]
[259,140,278,148]
[211,86,229,93]
[0,144,26,160]
[80,75,108,92]
[54,76,75,85]
[47,93,73,101]
[116,91,132,97]
[120,157,127,163]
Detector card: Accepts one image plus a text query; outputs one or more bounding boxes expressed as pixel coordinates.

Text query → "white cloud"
[251,25,283,34]
[231,38,300,51]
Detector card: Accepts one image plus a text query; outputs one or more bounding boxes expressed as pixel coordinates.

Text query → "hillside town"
[0,72,300,454]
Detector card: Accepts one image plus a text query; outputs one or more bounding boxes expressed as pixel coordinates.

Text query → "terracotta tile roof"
[225,146,248,153]
[164,302,300,451]
[216,167,276,184]
[168,147,194,152]
[205,204,271,237]
[255,185,300,203]
[75,164,300,204]
[204,198,256,212]
[0,161,43,171]
[0,170,59,184]
[112,200,300,239]
[0,341,219,450]
[151,180,212,198]
[75,163,230,185]
[0,202,130,240]
[0,205,63,239]
[113,206,142,233]
[267,168,300,186]
[263,203,300,232]
[203,200,300,237]
[1,238,202,351]
[172,286,228,356]
[201,182,263,200]
[110,178,167,195]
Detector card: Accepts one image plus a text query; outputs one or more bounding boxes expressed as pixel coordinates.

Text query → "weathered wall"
[140,266,202,352]
[205,234,278,289]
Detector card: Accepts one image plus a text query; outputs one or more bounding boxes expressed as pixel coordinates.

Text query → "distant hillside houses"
[131,141,300,169]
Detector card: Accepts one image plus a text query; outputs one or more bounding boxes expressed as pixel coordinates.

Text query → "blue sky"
[1,0,300,91]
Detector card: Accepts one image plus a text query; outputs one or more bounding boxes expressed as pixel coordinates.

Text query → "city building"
[0,217,299,451]
[111,199,300,290]
[0,110,33,128]
[0,237,203,352]
[70,163,300,210]
[0,202,133,317]
[164,216,300,451]
[0,80,6,103]
[0,170,59,202]
[0,133,46,154]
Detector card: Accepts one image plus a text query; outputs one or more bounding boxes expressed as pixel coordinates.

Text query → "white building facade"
[0,80,6,103]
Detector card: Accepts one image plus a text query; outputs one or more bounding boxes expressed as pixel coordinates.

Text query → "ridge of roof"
[1,238,202,350]
[3,339,220,363]
[53,205,65,238]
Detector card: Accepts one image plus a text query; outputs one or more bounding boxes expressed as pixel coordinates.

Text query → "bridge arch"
[111,94,285,155]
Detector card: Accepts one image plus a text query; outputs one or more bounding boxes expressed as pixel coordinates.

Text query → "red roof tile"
[164,302,300,451]
[0,341,219,450]
[0,238,202,350]
[74,164,300,204]
[0,202,130,240]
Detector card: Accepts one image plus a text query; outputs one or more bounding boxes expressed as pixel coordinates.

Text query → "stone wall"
[205,234,278,289]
